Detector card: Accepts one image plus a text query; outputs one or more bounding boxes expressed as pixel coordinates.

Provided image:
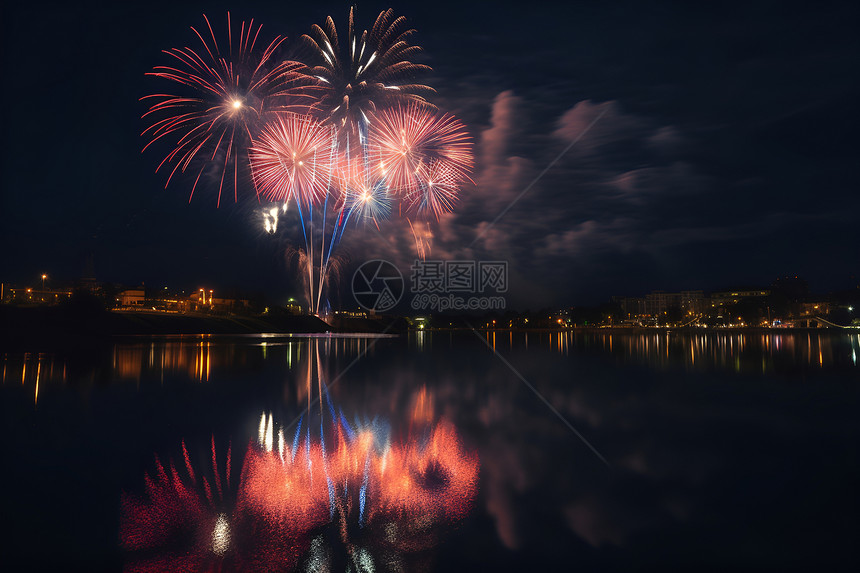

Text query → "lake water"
[2,330,859,571]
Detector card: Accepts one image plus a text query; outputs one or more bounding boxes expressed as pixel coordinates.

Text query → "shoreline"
[0,306,404,347]
[421,325,858,333]
[2,306,855,348]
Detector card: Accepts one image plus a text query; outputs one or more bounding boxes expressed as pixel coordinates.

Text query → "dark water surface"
[2,330,859,571]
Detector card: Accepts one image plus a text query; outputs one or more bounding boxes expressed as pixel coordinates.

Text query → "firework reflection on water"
[121,339,478,572]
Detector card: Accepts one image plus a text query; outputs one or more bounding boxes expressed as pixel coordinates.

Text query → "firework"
[283,244,346,315]
[335,137,393,225]
[301,7,434,134]
[143,10,476,308]
[142,13,315,205]
[249,113,336,205]
[410,160,462,219]
[345,176,392,225]
[370,103,474,198]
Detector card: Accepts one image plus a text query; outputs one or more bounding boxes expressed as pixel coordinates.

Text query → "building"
[709,289,770,307]
[117,288,146,307]
[679,290,705,314]
[614,289,704,319]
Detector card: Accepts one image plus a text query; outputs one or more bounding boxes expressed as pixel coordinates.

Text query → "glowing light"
[212,513,230,555]
[262,203,284,234]
[258,412,267,445]
[265,412,273,452]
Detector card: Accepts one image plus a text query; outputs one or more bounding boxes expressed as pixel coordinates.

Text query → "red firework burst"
[249,113,336,205]
[370,103,474,198]
[141,13,316,205]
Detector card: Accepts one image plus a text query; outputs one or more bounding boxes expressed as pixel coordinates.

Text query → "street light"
[41,274,47,302]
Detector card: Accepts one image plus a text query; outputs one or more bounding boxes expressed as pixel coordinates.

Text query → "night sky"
[2,0,858,308]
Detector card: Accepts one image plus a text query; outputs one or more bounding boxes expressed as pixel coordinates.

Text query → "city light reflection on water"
[1,334,389,403]
[473,330,860,375]
[3,332,859,406]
